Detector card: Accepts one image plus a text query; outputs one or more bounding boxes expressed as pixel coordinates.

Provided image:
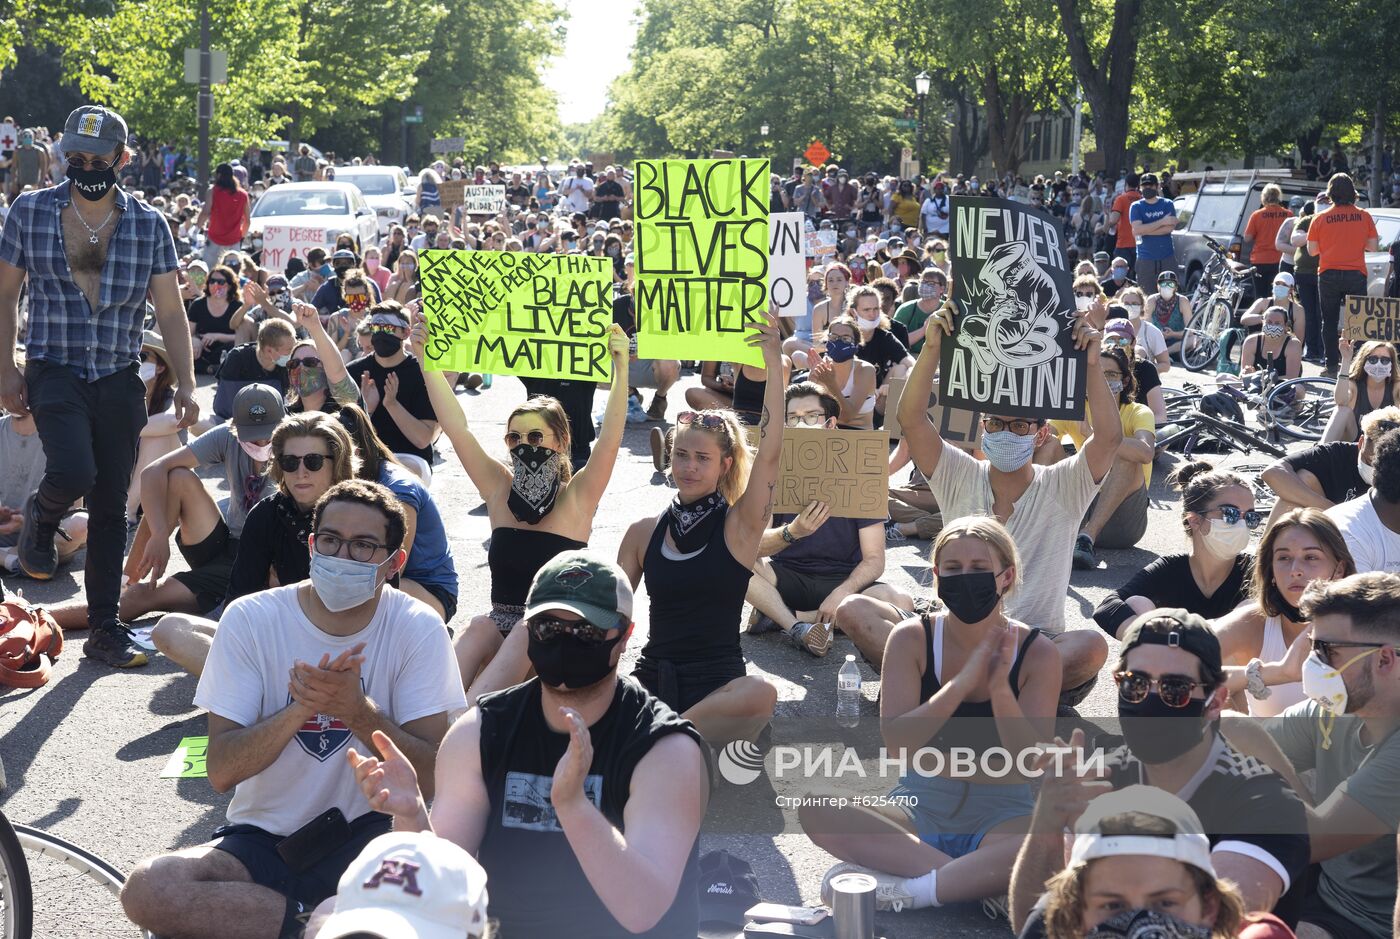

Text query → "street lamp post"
[914,71,930,176]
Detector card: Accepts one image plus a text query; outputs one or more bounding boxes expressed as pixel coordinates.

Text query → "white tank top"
[1247,615,1306,717]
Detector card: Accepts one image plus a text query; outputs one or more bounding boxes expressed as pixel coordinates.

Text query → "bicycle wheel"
[1192,411,1286,458]
[0,812,32,939]
[1265,377,1336,441]
[1180,329,1218,372]
[1232,462,1278,515]
[13,826,147,938]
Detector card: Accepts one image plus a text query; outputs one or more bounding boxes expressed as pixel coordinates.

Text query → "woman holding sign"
[615,311,786,746]
[408,309,632,701]
[785,263,850,365]
[1323,338,1398,443]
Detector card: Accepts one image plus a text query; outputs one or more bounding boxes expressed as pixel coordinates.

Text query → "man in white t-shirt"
[894,303,1119,704]
[558,165,594,216]
[919,180,950,236]
[1328,427,1400,575]
[120,479,466,939]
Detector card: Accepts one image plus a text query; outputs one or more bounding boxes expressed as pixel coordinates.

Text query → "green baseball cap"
[524,550,633,628]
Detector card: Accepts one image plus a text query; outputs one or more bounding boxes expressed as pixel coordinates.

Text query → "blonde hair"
[1261,183,1283,205]
[268,412,359,491]
[674,409,753,505]
[932,516,1022,593]
[1044,852,1245,939]
[508,396,574,485]
[1361,404,1400,436]
[1347,340,1399,385]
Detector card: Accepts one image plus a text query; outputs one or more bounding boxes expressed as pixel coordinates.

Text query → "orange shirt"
[1243,204,1292,264]
[1307,204,1378,274]
[1112,190,1141,248]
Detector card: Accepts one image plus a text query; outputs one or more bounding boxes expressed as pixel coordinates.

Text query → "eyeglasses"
[289,356,322,370]
[981,417,1040,436]
[1205,504,1263,530]
[313,531,389,563]
[786,413,826,427]
[1364,355,1393,366]
[1311,637,1394,665]
[67,154,117,172]
[504,430,552,447]
[1114,670,1210,708]
[526,615,616,645]
[277,452,329,472]
[677,411,729,430]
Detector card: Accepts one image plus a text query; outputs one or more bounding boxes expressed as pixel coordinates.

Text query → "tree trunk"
[1296,126,1322,166]
[287,101,302,152]
[983,67,1030,177]
[1372,97,1385,206]
[1055,0,1144,178]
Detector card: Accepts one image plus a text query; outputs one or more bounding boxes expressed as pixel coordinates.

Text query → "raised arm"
[898,303,953,477]
[561,325,630,511]
[293,301,353,394]
[1077,319,1122,482]
[726,311,786,558]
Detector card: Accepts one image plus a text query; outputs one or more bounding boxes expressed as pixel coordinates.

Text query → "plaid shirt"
[0,180,178,381]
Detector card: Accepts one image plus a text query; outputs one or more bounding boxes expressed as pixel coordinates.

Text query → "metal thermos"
[829,871,876,939]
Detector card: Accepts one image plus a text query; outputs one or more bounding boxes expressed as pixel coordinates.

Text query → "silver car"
[331,166,415,236]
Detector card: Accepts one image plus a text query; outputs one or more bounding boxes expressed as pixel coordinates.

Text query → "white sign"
[430,137,466,154]
[183,48,229,84]
[0,123,15,152]
[769,212,806,317]
[261,225,326,272]
[464,185,506,215]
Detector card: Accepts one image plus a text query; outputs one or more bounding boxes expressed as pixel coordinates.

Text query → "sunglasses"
[526,615,616,645]
[208,280,231,287]
[1206,504,1263,530]
[277,452,329,472]
[1364,355,1393,366]
[1311,637,1394,664]
[313,531,389,563]
[504,430,551,447]
[1114,670,1210,708]
[67,154,117,171]
[290,356,322,370]
[981,417,1039,436]
[677,411,728,430]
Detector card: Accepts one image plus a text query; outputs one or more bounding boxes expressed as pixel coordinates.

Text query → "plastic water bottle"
[837,655,862,727]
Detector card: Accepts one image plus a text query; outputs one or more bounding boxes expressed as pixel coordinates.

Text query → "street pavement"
[0,365,1293,937]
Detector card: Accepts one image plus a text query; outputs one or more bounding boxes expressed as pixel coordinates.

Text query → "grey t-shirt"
[1266,700,1400,938]
[926,444,1101,634]
[0,416,48,546]
[187,423,272,537]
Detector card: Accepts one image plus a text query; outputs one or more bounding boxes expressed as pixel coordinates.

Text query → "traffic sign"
[804,140,830,166]
[183,48,228,84]
[894,118,917,130]
[404,106,424,125]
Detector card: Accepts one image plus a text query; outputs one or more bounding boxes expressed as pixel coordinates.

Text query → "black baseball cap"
[1120,609,1221,674]
[696,851,761,939]
[232,383,286,442]
[1140,173,1160,187]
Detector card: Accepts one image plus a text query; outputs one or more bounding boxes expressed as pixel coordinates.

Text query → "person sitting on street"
[1238,304,1302,389]
[120,480,465,939]
[745,382,913,659]
[1326,426,1400,574]
[1323,338,1398,444]
[127,330,185,517]
[191,318,295,436]
[0,386,88,576]
[286,301,361,415]
[346,301,438,483]
[1262,406,1399,529]
[1144,269,1190,358]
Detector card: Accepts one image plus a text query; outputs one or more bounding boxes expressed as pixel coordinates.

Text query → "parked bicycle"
[1180,236,1257,372]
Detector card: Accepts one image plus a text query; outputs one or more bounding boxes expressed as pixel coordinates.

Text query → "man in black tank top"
[345,550,711,938]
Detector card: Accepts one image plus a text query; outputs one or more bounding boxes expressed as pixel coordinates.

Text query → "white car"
[331,166,415,235]
[243,182,379,261]
[1366,207,1400,297]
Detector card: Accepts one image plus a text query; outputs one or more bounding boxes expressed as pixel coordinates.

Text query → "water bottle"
[836,655,861,727]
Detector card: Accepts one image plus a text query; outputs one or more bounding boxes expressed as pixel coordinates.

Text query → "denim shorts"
[888,774,1033,859]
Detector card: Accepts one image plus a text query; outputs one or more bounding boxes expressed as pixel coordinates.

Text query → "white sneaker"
[819,862,914,913]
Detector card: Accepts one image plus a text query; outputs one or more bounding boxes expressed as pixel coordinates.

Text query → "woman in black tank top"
[800,517,1060,911]
[1239,305,1300,388]
[617,312,787,745]
[411,314,632,703]
[1326,338,1398,442]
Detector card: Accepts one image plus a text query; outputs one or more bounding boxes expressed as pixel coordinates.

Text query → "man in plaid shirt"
[0,105,198,667]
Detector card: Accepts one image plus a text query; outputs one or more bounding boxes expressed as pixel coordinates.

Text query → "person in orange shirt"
[1108,172,1142,268]
[1242,183,1293,301]
[1308,173,1380,375]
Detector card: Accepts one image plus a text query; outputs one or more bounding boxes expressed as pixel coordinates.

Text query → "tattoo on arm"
[765,481,775,514]
[758,405,770,440]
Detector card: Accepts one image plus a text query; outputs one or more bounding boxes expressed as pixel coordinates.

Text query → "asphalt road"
[0,364,1295,938]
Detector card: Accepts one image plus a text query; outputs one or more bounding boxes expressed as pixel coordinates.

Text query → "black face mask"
[936,571,1002,624]
[1268,583,1304,624]
[1118,692,1208,764]
[67,163,117,201]
[528,630,622,690]
[1086,908,1211,939]
[370,332,403,358]
[1141,186,1159,199]
[507,443,562,524]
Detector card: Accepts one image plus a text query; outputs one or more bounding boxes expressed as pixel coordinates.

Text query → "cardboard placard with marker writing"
[419,250,613,381]
[1343,295,1400,343]
[771,428,889,519]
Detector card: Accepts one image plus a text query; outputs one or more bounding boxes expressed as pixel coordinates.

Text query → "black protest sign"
[939,195,1086,420]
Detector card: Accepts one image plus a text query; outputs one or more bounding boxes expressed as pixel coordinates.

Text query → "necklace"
[72,206,116,245]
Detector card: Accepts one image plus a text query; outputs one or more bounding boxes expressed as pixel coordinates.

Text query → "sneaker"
[83,619,149,668]
[982,894,1010,922]
[649,426,670,472]
[789,621,833,657]
[18,493,58,581]
[626,397,648,424]
[1072,533,1097,570]
[884,522,907,544]
[646,393,668,421]
[820,862,914,913]
[746,606,780,634]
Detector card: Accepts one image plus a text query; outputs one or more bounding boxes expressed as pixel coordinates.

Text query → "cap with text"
[60,106,128,157]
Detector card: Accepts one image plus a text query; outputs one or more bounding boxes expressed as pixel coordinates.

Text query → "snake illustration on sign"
[939,195,1086,420]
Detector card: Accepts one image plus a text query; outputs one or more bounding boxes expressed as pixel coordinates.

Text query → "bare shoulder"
[1213,603,1266,662]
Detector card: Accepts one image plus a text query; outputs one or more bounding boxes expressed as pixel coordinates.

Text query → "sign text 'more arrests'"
[940,195,1086,420]
[634,158,770,367]
[419,250,613,381]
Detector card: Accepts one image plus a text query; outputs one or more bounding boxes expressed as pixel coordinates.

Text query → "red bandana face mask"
[346,296,370,313]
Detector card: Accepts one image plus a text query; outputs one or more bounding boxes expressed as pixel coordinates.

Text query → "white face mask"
[239,440,273,463]
[1160,284,1176,298]
[1199,515,1251,559]
[1359,455,1375,485]
[856,314,881,331]
[1301,646,1383,749]
[1263,323,1287,338]
[138,362,157,382]
[1365,361,1392,382]
[309,549,389,612]
[1272,285,1289,300]
[1075,295,1094,312]
[1124,303,1143,320]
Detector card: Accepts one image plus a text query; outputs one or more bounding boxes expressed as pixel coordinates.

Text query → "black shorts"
[1297,866,1387,939]
[210,812,392,913]
[633,655,746,714]
[772,565,880,613]
[421,581,458,626]
[169,521,238,614]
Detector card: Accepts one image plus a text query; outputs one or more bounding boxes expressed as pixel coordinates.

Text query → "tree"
[1055,0,1145,177]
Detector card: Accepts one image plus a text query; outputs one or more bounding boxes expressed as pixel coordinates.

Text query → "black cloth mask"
[507,444,562,525]
[936,571,1001,624]
[370,332,403,358]
[67,164,117,202]
[668,491,727,553]
[1119,692,1208,764]
[1086,908,1211,939]
[528,630,622,690]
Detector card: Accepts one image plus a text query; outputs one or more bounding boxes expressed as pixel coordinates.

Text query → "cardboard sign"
[884,376,984,449]
[0,122,16,151]
[438,179,465,218]
[1343,295,1400,342]
[160,736,208,778]
[633,158,770,367]
[464,184,506,215]
[260,225,326,272]
[769,212,806,317]
[940,195,1086,420]
[419,250,613,380]
[773,428,889,519]
[430,137,466,154]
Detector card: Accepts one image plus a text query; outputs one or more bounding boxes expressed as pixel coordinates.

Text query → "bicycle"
[1180,236,1256,373]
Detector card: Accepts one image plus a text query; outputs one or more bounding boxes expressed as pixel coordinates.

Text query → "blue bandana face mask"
[825,338,857,362]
